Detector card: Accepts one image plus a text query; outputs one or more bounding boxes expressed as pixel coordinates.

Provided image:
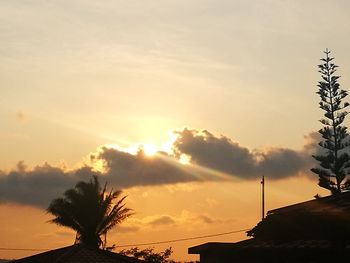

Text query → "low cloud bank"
[173,128,315,179]
[0,128,318,207]
[0,162,95,207]
[95,148,199,188]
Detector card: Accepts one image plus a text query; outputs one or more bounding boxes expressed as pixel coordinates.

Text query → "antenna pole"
[261,175,265,220]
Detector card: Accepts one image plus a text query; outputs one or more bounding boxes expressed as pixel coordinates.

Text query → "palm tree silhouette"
[47,176,132,248]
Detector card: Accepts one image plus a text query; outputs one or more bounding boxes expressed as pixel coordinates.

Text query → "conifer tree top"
[311,49,350,194]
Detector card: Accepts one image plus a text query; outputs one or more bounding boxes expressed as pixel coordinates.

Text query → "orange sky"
[0,178,327,261]
[0,0,348,261]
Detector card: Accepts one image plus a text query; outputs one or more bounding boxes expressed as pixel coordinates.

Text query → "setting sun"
[142,144,158,156]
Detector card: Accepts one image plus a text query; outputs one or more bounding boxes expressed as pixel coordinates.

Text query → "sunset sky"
[1,0,350,261]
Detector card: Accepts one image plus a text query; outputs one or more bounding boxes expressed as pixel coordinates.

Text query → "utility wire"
[0,247,49,252]
[115,228,250,248]
[0,228,250,252]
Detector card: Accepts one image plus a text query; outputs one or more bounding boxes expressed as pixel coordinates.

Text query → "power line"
[115,228,251,248]
[0,247,49,252]
[0,228,250,252]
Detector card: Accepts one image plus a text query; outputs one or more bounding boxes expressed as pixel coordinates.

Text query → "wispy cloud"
[122,210,227,233]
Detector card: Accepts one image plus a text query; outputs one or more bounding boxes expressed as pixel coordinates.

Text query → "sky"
[1,0,350,261]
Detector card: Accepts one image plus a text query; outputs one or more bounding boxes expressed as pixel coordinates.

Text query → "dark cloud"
[0,128,320,208]
[95,147,200,188]
[0,162,95,208]
[258,148,309,179]
[0,149,200,208]
[173,129,257,177]
[173,128,315,179]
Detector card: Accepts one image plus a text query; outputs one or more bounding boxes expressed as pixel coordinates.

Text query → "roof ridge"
[268,191,350,214]
[55,244,144,262]
[94,248,145,262]
[52,244,82,263]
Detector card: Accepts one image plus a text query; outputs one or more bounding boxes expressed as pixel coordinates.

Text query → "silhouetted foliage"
[47,176,132,248]
[119,247,173,263]
[311,49,350,194]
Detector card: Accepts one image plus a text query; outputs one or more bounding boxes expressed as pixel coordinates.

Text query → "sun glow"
[142,144,158,156]
[161,131,178,154]
[179,154,191,165]
[104,143,159,156]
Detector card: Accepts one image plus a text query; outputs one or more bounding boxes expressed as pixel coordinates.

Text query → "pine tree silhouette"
[311,49,350,194]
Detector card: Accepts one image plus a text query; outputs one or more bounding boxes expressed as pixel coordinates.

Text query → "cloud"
[148,215,176,227]
[197,215,216,224]
[173,128,314,179]
[127,211,224,231]
[93,147,200,188]
[0,128,320,207]
[0,162,95,207]
[0,149,200,208]
[303,131,324,156]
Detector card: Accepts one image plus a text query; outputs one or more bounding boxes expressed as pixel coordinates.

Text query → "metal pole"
[261,175,265,220]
